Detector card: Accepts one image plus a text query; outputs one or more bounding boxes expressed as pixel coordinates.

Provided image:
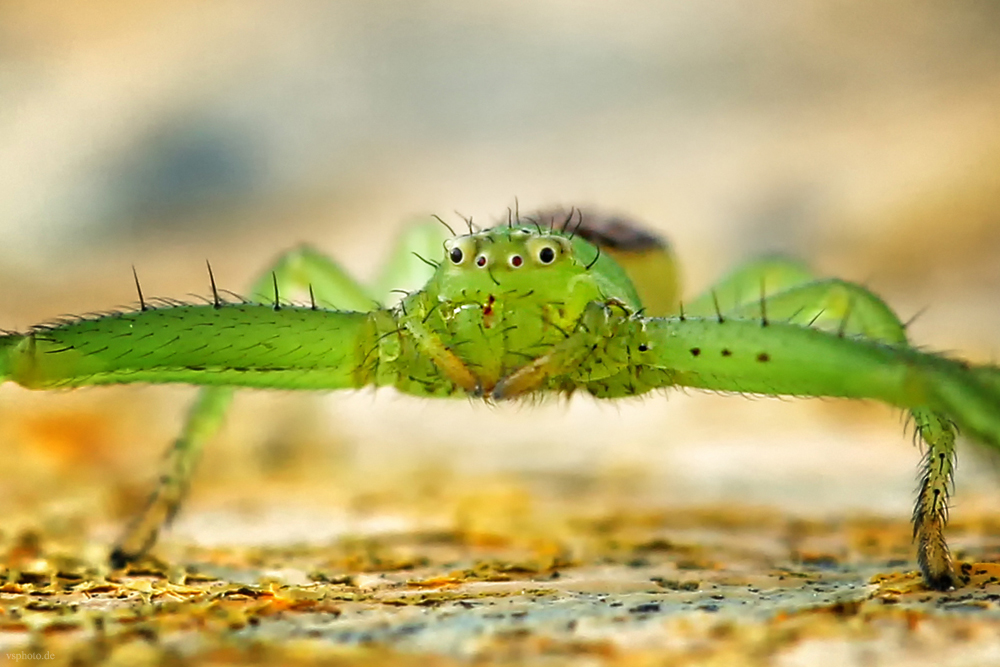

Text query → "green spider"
[2,209,999,591]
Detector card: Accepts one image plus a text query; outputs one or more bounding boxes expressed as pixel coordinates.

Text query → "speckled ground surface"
[3,444,1000,667]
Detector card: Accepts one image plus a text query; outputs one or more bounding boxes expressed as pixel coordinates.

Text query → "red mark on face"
[483,294,496,316]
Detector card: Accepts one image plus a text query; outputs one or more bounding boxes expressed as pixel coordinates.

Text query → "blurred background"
[0,1,999,550]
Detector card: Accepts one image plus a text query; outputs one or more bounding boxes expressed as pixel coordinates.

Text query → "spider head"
[430,224,642,316]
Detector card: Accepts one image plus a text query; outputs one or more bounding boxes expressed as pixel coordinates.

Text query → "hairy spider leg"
[110,224,450,566]
[110,245,378,566]
[695,263,961,590]
[660,260,989,590]
[639,316,1000,589]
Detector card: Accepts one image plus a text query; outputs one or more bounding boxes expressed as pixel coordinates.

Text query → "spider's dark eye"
[538,246,556,264]
[509,255,523,268]
[476,255,487,267]
[449,247,464,264]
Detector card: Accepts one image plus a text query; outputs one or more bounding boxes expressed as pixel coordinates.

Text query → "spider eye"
[449,247,464,264]
[526,237,567,266]
[509,254,523,268]
[476,255,488,267]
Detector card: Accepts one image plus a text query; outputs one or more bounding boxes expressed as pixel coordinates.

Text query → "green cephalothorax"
[1,209,999,592]
[394,225,642,397]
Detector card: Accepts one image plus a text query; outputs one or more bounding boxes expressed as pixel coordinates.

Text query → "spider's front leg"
[110,245,381,567]
[684,261,964,588]
[634,266,1000,590]
[111,222,449,567]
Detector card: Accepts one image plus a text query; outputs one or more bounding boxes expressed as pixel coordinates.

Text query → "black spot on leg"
[757,352,770,362]
[721,349,732,357]
[690,348,701,357]
[638,343,648,352]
